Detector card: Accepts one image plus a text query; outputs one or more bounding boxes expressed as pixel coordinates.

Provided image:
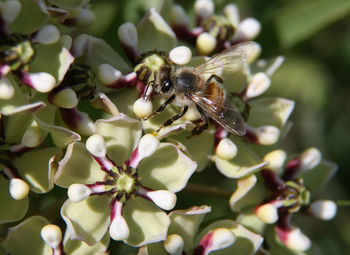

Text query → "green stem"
[336,200,350,206]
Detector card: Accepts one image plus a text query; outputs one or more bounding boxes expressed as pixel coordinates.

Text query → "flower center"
[106,164,140,202]
[279,179,310,213]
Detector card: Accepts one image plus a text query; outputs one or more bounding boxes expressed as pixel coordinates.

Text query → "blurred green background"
[87,0,350,254]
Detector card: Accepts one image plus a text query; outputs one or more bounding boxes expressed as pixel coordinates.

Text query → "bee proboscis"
[146,41,258,136]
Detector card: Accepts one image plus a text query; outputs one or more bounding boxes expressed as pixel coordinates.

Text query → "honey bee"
[145,41,258,136]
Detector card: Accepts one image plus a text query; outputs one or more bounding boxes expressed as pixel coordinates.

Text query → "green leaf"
[275,0,350,48]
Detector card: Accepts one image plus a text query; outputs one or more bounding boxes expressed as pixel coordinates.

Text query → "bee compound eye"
[161,79,173,93]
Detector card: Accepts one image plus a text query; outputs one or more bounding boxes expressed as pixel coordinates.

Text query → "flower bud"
[0,0,21,24]
[169,46,192,65]
[9,178,30,200]
[97,64,122,85]
[216,138,238,160]
[118,22,138,51]
[60,34,73,50]
[75,8,95,27]
[0,77,15,100]
[299,147,321,172]
[61,108,96,135]
[51,88,78,109]
[41,224,62,249]
[255,203,278,224]
[194,0,214,20]
[263,149,287,173]
[248,125,280,145]
[68,184,92,202]
[170,5,190,26]
[133,98,153,118]
[138,134,160,159]
[309,200,337,220]
[237,18,261,40]
[72,34,89,57]
[224,4,240,29]
[32,25,60,45]
[244,72,271,99]
[199,228,236,254]
[143,189,177,210]
[21,122,42,147]
[22,72,56,93]
[86,134,107,158]
[109,201,130,240]
[164,234,184,255]
[281,228,311,252]
[196,32,217,56]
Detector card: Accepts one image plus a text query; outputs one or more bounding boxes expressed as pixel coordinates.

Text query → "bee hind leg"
[189,106,209,137]
[206,74,224,85]
[156,105,188,132]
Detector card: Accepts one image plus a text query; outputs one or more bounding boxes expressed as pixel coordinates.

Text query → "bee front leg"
[144,94,176,120]
[156,106,188,132]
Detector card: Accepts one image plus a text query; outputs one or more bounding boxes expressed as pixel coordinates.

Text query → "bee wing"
[193,41,258,76]
[189,93,246,136]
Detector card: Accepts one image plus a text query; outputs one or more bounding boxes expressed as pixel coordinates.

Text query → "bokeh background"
[86,0,350,254]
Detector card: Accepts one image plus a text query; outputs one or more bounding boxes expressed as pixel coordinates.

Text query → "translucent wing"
[193,41,258,76]
[189,93,246,136]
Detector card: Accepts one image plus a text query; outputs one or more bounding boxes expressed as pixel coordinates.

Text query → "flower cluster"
[0,0,338,254]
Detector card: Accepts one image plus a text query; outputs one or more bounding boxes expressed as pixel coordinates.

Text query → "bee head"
[155,65,174,94]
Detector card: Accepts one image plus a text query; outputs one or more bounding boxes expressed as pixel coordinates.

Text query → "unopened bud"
[9,178,30,200]
[169,46,192,65]
[216,138,238,160]
[41,224,62,249]
[86,134,107,158]
[309,200,337,220]
[133,98,153,118]
[196,32,217,55]
[32,25,60,45]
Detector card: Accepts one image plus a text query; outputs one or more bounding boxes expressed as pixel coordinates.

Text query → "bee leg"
[206,74,224,85]
[189,106,209,137]
[144,94,176,120]
[156,105,188,132]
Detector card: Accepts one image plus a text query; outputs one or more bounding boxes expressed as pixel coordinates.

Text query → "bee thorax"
[174,70,199,94]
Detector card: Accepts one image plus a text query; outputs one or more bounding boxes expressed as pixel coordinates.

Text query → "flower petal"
[123,197,171,247]
[169,129,214,172]
[61,196,110,245]
[229,174,257,212]
[137,8,177,52]
[8,0,49,34]
[195,220,264,255]
[0,175,28,224]
[300,160,337,192]
[248,97,295,128]
[55,142,107,187]
[138,143,197,192]
[168,206,211,253]
[2,216,51,255]
[63,230,110,255]
[95,113,142,165]
[13,147,62,193]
